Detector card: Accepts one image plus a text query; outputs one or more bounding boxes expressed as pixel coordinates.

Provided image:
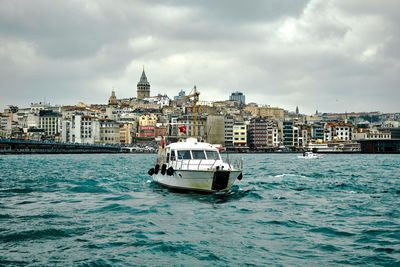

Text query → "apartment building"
[99,119,120,145]
[233,122,247,147]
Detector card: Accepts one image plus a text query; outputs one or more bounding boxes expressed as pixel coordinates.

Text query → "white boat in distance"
[298,151,323,159]
[148,138,243,193]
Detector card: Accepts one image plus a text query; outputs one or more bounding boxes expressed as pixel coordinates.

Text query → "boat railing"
[173,159,223,170]
[210,159,218,170]
[172,157,243,171]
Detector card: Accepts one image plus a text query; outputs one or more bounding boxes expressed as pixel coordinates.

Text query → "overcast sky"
[1,0,399,114]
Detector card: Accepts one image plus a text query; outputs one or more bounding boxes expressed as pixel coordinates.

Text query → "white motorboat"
[148,138,243,193]
[298,151,323,159]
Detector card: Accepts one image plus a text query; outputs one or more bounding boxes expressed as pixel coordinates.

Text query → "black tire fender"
[161,164,167,175]
[167,167,174,176]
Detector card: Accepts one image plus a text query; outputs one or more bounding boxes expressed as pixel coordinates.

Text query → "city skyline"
[1,0,399,114]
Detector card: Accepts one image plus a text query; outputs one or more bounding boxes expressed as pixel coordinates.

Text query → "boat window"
[192,150,206,159]
[177,150,192,160]
[171,150,176,161]
[166,153,170,163]
[205,150,219,160]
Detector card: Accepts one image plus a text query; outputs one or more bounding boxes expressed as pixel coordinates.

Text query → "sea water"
[0,153,399,266]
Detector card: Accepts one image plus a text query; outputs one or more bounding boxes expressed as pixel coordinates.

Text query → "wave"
[68,185,110,194]
[256,219,309,228]
[87,203,157,216]
[1,227,88,243]
[309,227,355,237]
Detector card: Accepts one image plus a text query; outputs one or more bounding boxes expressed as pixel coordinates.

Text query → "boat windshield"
[205,150,219,160]
[192,150,206,159]
[177,150,192,160]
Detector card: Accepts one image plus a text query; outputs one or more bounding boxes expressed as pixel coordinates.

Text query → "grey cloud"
[0,0,399,114]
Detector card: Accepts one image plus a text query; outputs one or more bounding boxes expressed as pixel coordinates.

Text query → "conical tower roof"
[139,68,148,83]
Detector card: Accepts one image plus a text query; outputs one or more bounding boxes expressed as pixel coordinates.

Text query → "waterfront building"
[99,119,120,145]
[60,120,71,143]
[206,116,225,145]
[378,127,400,139]
[298,126,309,148]
[13,108,31,131]
[233,122,247,148]
[3,106,18,122]
[359,139,400,153]
[282,121,300,149]
[353,128,391,140]
[267,121,280,147]
[67,115,100,144]
[26,128,45,141]
[310,124,325,141]
[229,91,246,105]
[224,115,234,148]
[0,113,11,137]
[120,123,135,145]
[247,118,280,150]
[325,122,353,141]
[39,110,61,139]
[137,68,150,100]
[248,118,270,150]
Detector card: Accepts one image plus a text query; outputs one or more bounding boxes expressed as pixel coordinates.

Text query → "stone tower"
[108,90,118,106]
[137,67,150,100]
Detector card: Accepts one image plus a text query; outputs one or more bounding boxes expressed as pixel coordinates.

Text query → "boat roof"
[166,138,218,151]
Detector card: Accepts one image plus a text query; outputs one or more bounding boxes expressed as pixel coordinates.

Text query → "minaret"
[295,106,299,115]
[137,67,150,100]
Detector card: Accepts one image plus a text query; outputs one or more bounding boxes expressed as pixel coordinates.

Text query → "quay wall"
[0,139,121,154]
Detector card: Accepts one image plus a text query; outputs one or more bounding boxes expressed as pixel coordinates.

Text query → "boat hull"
[297,155,323,159]
[152,169,242,193]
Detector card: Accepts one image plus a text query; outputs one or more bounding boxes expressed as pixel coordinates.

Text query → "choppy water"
[1,153,399,266]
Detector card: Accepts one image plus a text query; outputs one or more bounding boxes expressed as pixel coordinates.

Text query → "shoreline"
[3,151,400,155]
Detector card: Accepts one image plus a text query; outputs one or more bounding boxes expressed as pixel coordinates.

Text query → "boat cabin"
[158,139,224,171]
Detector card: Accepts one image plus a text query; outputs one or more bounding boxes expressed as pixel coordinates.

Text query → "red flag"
[179,126,186,133]
[161,137,165,148]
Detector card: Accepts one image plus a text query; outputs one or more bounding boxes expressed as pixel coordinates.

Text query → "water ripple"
[0,153,399,265]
